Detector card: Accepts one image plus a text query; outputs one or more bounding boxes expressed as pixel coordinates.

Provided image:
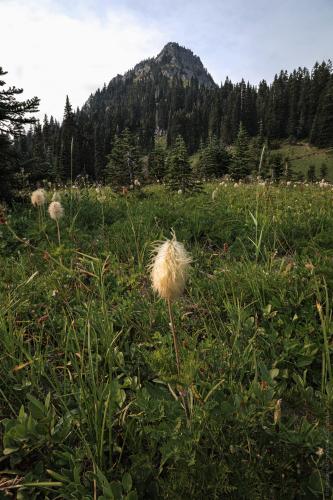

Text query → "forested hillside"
[3,42,333,189]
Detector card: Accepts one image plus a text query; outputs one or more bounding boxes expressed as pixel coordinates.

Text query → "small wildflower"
[48,201,64,221]
[149,232,192,302]
[149,232,192,376]
[31,189,46,207]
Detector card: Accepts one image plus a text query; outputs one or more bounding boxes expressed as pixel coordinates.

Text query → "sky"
[1,0,332,121]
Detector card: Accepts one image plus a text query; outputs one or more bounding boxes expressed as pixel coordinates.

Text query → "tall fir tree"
[148,139,167,181]
[59,96,76,181]
[0,66,39,201]
[105,129,142,189]
[195,135,230,179]
[307,164,316,182]
[270,153,284,181]
[320,162,328,179]
[166,135,200,193]
[30,121,49,182]
[310,78,333,147]
[230,123,252,180]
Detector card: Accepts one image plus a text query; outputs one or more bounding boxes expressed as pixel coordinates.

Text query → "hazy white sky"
[1,0,332,121]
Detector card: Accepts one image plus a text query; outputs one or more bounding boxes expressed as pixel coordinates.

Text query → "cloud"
[1,0,165,121]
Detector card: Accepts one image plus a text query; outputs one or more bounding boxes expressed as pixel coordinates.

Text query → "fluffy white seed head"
[48,201,64,221]
[149,234,192,301]
[31,189,46,207]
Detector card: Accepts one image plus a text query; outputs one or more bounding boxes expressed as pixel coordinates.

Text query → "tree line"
[1,59,333,199]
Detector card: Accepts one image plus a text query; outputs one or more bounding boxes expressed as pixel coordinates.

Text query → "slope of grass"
[191,142,333,181]
[0,183,332,499]
[275,142,333,181]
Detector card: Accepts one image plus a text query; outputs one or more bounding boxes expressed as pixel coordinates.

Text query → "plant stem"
[167,298,181,376]
[56,220,61,246]
[70,136,74,219]
[38,205,42,231]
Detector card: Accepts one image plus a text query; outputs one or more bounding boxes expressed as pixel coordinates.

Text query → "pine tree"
[310,79,333,147]
[309,61,332,133]
[320,162,328,180]
[307,164,316,182]
[266,71,289,138]
[230,123,252,180]
[270,154,284,181]
[195,135,230,179]
[195,139,215,179]
[148,140,167,181]
[59,96,76,181]
[30,121,49,182]
[105,129,141,189]
[166,135,200,193]
[0,66,39,201]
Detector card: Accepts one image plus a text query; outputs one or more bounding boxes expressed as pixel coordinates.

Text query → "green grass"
[276,142,333,181]
[191,141,333,181]
[0,183,332,499]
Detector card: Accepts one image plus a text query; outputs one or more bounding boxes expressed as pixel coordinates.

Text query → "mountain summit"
[127,42,216,88]
[81,42,219,155]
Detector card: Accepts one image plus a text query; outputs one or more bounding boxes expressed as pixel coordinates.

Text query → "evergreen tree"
[195,135,230,179]
[320,162,328,179]
[0,66,39,201]
[59,96,76,181]
[166,135,200,193]
[230,123,252,180]
[310,78,333,147]
[307,164,316,182]
[148,140,167,181]
[309,61,332,132]
[266,71,289,138]
[270,154,284,181]
[30,121,49,182]
[105,129,141,189]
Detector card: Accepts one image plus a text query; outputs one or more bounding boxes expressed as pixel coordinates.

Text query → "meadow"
[0,182,332,499]
[275,143,333,182]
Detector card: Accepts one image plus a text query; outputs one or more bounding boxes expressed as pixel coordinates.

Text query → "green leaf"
[110,481,122,500]
[45,392,51,411]
[126,492,138,500]
[27,394,45,419]
[3,447,19,455]
[122,472,132,493]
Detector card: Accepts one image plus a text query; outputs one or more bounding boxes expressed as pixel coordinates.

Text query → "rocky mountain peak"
[130,42,216,88]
